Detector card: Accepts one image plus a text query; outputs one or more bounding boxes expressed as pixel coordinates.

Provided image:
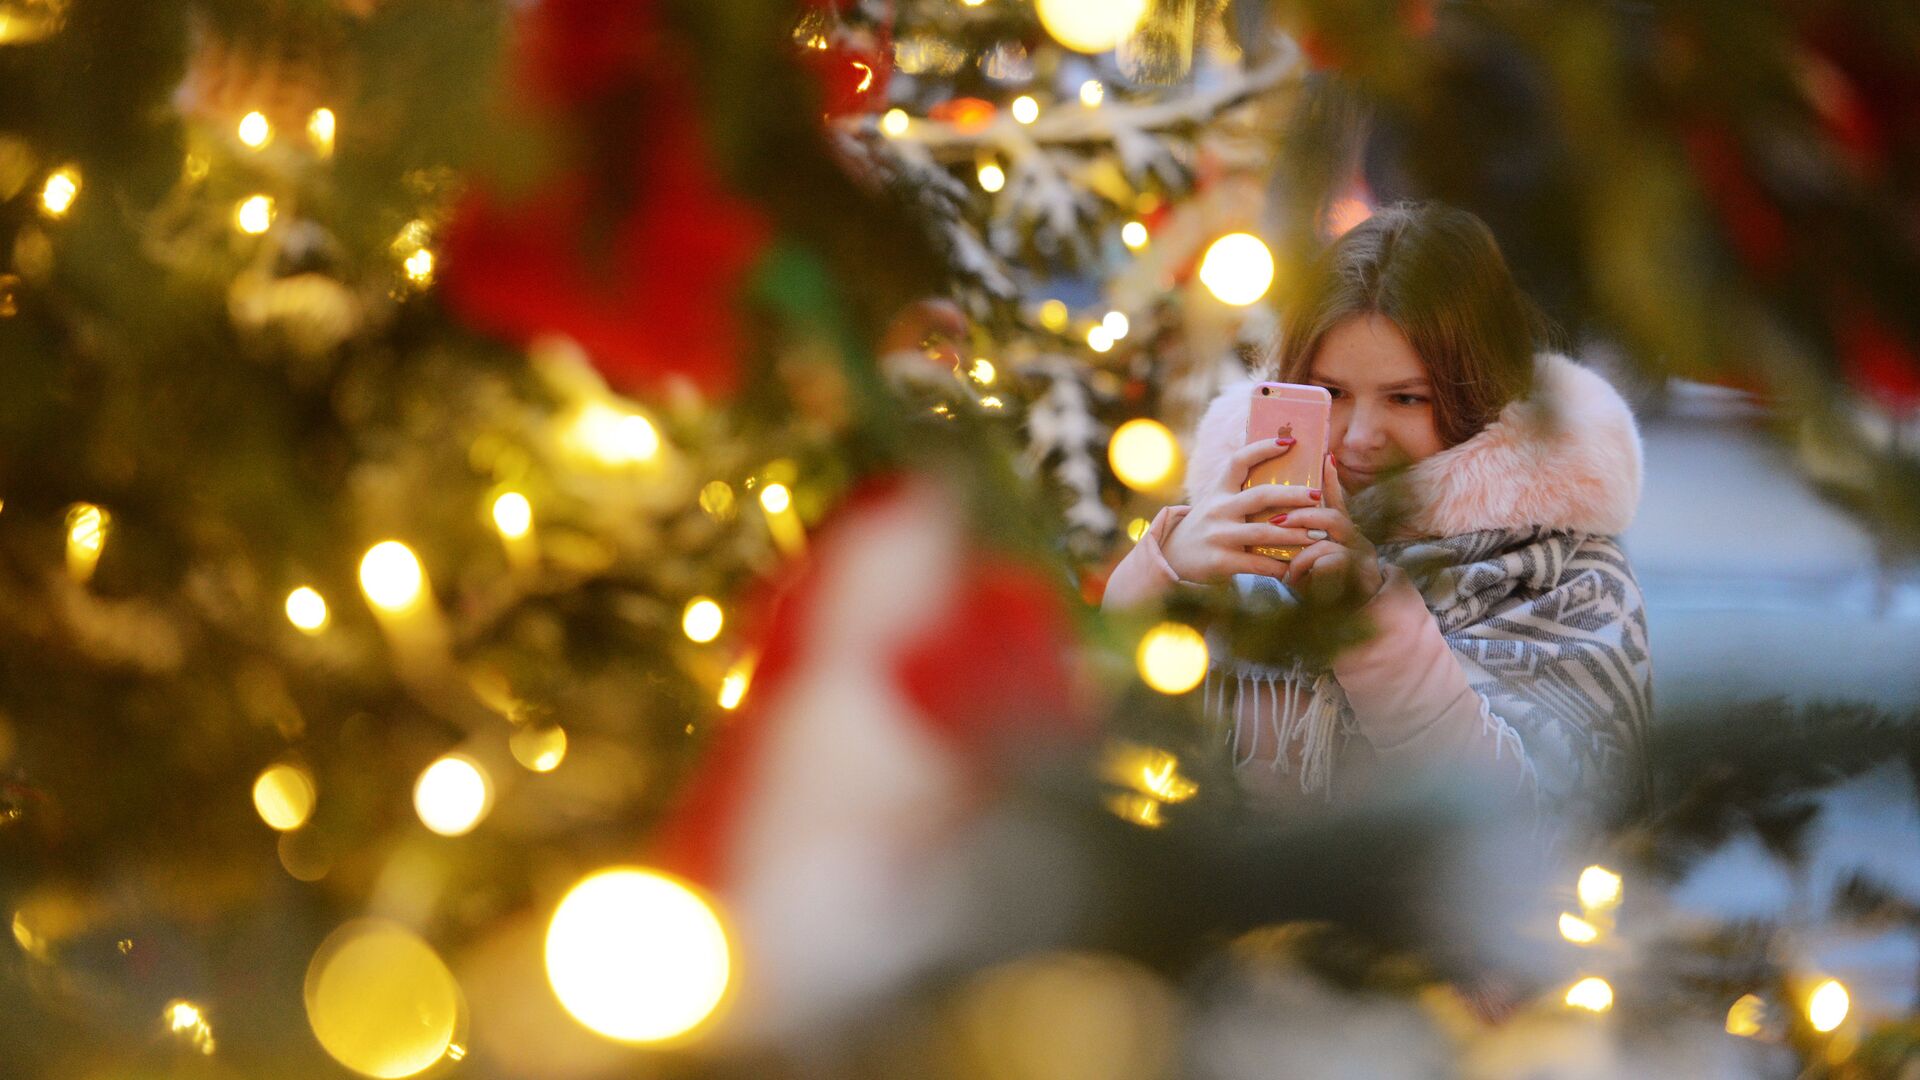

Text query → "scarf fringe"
[1206,658,1346,798]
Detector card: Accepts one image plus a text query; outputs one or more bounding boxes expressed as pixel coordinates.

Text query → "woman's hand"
[1161,436,1316,584]
[1279,452,1386,604]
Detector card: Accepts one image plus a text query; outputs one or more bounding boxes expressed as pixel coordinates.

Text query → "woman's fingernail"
[1308,489,1322,500]
[1275,436,1295,446]
[1270,514,1287,524]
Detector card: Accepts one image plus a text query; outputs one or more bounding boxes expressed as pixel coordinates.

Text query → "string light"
[509,725,567,772]
[253,764,317,831]
[880,108,910,137]
[1011,95,1040,124]
[165,999,216,1055]
[1087,325,1114,353]
[65,502,107,583]
[758,483,791,514]
[286,586,330,633]
[698,480,736,522]
[1136,622,1207,695]
[1038,299,1070,332]
[359,541,425,613]
[1126,517,1150,541]
[977,160,1006,193]
[1079,79,1106,107]
[1102,311,1130,339]
[968,357,997,385]
[308,108,336,155]
[403,247,434,286]
[39,166,78,218]
[718,655,754,710]
[1121,220,1149,249]
[238,111,272,149]
[1564,977,1613,1013]
[1198,232,1275,306]
[305,920,461,1078]
[1726,994,1766,1037]
[1557,912,1599,944]
[979,395,1003,409]
[545,868,731,1043]
[1108,417,1179,491]
[682,597,723,644]
[413,753,491,837]
[570,401,660,465]
[1036,0,1148,54]
[1577,865,1623,912]
[491,491,532,540]
[1808,978,1849,1033]
[235,194,275,235]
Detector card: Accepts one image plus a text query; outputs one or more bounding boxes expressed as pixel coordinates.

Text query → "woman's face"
[1306,314,1447,492]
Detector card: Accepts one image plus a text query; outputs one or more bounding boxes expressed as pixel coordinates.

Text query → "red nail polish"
[1308,489,1322,500]
[1275,436,1295,445]
[1270,514,1287,524]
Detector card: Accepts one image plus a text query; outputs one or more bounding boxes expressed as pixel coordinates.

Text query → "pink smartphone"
[1243,382,1331,560]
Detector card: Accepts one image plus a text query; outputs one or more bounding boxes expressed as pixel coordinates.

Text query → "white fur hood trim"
[1180,353,1644,541]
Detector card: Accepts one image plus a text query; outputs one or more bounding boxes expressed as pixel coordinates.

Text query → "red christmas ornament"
[440,0,771,399]
[795,0,895,119]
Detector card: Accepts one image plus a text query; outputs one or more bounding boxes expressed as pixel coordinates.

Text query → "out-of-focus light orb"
[509,724,568,773]
[1557,912,1599,945]
[1136,622,1207,695]
[1564,976,1613,1013]
[165,998,216,1054]
[491,491,533,539]
[718,657,753,710]
[308,108,337,155]
[1198,232,1275,306]
[682,597,724,644]
[238,111,272,148]
[1808,978,1849,1033]
[1011,95,1040,124]
[1726,993,1766,1037]
[1038,298,1070,332]
[403,247,434,286]
[286,586,330,633]
[546,868,731,1043]
[699,480,737,522]
[880,108,910,137]
[413,754,492,837]
[236,194,275,235]
[1108,418,1179,492]
[1079,79,1106,107]
[1126,516,1150,541]
[1577,865,1623,911]
[359,541,425,613]
[40,167,79,217]
[968,357,996,385]
[305,919,462,1078]
[253,764,316,831]
[1102,311,1130,339]
[1087,325,1115,353]
[1121,220,1149,250]
[573,401,661,466]
[1036,0,1147,54]
[65,503,107,582]
[758,482,792,515]
[977,161,1006,193]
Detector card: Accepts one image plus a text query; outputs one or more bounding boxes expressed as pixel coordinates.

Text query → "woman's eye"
[1393,394,1430,406]
[1322,387,1345,400]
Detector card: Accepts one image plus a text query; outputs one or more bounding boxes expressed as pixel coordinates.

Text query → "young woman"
[1102,202,1652,819]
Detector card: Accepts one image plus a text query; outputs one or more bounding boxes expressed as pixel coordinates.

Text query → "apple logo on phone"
[1276,422,1293,438]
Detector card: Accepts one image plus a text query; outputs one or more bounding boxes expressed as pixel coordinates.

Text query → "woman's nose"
[1338,408,1387,452]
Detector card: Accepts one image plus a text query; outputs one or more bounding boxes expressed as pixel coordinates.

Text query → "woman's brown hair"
[1265,201,1552,448]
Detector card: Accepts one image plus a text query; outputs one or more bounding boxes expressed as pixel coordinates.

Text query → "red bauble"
[796,0,895,119]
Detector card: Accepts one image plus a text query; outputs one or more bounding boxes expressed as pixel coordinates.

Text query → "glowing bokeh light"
[40,167,79,217]
[1121,220,1149,249]
[1564,977,1613,1013]
[413,754,491,837]
[682,597,724,644]
[977,161,1006,193]
[305,920,461,1078]
[1578,865,1623,911]
[545,868,730,1043]
[238,111,272,148]
[1809,978,1849,1033]
[1726,993,1766,1037]
[1557,912,1599,944]
[1108,417,1179,491]
[880,108,910,137]
[253,764,316,831]
[236,194,275,235]
[509,724,567,773]
[1198,232,1275,306]
[491,491,533,539]
[286,586,329,633]
[1136,622,1207,695]
[1011,95,1040,124]
[758,483,792,515]
[1036,0,1147,54]
[968,357,996,385]
[359,541,425,613]
[1079,79,1106,107]
[1102,311,1130,339]
[308,108,337,155]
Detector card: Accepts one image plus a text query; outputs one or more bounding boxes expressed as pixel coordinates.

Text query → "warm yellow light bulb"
[718,656,754,710]
[1087,325,1115,353]
[509,725,568,773]
[491,492,532,539]
[1012,95,1040,124]
[403,247,434,286]
[977,161,1006,193]
[1126,516,1149,541]
[305,920,460,1078]
[572,402,660,465]
[1102,311,1130,339]
[1079,79,1106,107]
[1808,978,1849,1033]
[238,111,272,149]
[545,868,731,1043]
[253,764,317,831]
[236,194,275,235]
[40,167,79,217]
[308,108,337,155]
[1121,220,1149,250]
[880,108,910,137]
[413,754,491,837]
[758,483,792,514]
[699,480,737,521]
[1136,621,1207,695]
[359,541,425,613]
[1198,232,1275,306]
[1557,912,1599,944]
[1577,865,1623,912]
[968,357,997,385]
[1564,977,1613,1012]
[1037,0,1148,54]
[1038,298,1070,332]
[286,586,330,633]
[1726,993,1766,1037]
[1108,417,1179,491]
[682,597,724,644]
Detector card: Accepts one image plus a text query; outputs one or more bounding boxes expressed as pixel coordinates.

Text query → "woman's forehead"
[1309,314,1429,385]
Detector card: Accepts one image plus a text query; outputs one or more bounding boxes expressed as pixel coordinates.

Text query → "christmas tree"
[3,0,1920,1077]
